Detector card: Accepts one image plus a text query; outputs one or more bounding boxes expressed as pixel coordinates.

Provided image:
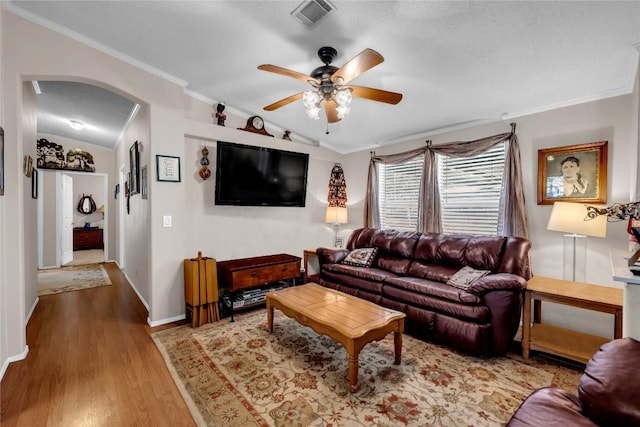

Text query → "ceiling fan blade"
[332,48,384,85]
[263,93,304,111]
[349,85,403,105]
[325,100,340,123]
[258,64,319,85]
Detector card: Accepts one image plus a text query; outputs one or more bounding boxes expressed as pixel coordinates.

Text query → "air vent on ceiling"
[291,0,336,28]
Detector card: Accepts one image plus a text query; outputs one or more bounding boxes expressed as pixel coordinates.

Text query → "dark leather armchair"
[507,337,640,426]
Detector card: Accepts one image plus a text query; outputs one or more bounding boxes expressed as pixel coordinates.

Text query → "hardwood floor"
[0,263,196,426]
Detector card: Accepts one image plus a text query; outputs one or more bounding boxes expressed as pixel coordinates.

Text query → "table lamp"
[547,202,607,282]
[325,206,348,247]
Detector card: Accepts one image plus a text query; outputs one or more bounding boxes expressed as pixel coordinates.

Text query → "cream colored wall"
[22,82,38,328]
[116,104,150,308]
[343,92,639,338]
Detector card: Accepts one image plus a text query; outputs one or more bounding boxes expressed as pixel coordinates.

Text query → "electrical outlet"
[163,215,172,227]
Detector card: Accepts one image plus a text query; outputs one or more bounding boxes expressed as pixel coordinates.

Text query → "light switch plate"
[163,215,172,227]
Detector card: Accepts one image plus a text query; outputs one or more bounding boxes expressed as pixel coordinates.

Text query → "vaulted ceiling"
[8,1,640,153]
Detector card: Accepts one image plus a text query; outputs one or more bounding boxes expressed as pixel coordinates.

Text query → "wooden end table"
[522,276,623,364]
[266,283,405,392]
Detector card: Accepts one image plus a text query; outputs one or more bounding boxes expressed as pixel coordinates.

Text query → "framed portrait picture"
[31,169,38,199]
[141,165,148,199]
[129,141,140,195]
[537,141,608,205]
[156,155,181,182]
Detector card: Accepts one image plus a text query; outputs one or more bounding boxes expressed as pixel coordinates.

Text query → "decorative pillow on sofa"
[447,266,490,290]
[342,247,378,268]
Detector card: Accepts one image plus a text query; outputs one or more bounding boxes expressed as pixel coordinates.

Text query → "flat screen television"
[215,141,309,207]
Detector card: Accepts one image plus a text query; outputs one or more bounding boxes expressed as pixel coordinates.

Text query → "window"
[378,157,423,231]
[437,142,506,235]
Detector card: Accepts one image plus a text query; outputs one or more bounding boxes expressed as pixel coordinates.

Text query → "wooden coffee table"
[266,283,405,393]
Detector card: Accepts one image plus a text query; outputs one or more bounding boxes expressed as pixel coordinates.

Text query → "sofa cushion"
[413,234,507,271]
[323,263,390,282]
[447,266,490,290]
[375,256,412,275]
[578,338,640,426]
[384,276,482,304]
[342,247,377,267]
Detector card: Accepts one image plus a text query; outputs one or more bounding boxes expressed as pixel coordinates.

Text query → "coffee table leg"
[393,330,403,365]
[267,301,274,334]
[348,353,359,393]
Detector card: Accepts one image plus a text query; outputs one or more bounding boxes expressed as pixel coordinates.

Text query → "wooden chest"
[73,227,104,251]
[217,254,301,293]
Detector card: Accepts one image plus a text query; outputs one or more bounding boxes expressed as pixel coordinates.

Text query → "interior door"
[60,173,74,265]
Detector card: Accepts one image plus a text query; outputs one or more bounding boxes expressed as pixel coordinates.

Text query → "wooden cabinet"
[217,254,301,320]
[73,227,104,251]
[217,254,301,293]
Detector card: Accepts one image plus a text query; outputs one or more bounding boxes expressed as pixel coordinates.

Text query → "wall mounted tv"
[215,141,309,207]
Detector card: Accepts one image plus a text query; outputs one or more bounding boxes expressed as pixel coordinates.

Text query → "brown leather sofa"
[507,337,640,426]
[317,227,531,356]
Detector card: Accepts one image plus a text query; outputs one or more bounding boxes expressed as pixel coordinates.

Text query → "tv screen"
[215,141,309,207]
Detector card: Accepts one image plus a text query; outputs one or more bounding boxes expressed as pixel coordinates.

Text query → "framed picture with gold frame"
[537,141,607,205]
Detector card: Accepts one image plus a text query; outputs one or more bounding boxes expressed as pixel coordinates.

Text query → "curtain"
[364,125,529,239]
[364,146,428,230]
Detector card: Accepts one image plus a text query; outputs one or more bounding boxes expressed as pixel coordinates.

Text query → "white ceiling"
[8,1,640,154]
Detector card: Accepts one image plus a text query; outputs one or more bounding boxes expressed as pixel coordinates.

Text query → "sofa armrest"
[467,273,526,295]
[316,247,350,267]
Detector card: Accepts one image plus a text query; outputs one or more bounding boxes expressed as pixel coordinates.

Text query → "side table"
[303,249,317,283]
[522,276,623,364]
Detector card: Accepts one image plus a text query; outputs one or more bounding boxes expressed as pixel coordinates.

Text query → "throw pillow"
[447,266,490,290]
[342,247,378,268]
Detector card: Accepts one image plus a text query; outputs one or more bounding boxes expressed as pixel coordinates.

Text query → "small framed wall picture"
[0,127,4,196]
[141,165,148,199]
[24,155,33,178]
[156,155,181,182]
[31,168,38,199]
[129,141,140,195]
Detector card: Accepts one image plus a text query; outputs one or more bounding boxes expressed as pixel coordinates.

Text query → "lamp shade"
[547,202,607,238]
[325,206,348,224]
[98,205,105,213]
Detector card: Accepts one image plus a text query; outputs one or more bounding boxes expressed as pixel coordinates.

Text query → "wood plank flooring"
[0,263,196,426]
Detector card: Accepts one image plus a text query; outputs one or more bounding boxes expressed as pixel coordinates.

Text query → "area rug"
[152,310,581,427]
[38,263,111,296]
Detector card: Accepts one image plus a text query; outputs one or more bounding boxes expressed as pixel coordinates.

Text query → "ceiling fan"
[258,46,402,123]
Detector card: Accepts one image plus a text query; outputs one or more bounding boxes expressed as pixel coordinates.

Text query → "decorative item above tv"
[215,141,309,207]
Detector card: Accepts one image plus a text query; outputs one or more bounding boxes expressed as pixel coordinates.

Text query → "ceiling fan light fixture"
[69,119,85,130]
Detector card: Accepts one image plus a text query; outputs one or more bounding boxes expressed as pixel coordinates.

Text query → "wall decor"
[125,173,130,214]
[24,155,33,177]
[0,127,4,196]
[156,155,181,182]
[37,138,96,172]
[537,141,608,205]
[114,183,120,199]
[31,169,38,199]
[199,146,211,180]
[129,141,140,195]
[215,103,226,126]
[141,165,148,199]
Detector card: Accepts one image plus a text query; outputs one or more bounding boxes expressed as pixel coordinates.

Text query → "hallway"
[0,263,195,426]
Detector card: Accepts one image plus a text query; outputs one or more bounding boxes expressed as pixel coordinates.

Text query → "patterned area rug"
[152,310,581,427]
[38,263,111,296]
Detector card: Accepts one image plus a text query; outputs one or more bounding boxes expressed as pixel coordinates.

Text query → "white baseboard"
[148,314,186,328]
[123,271,149,311]
[26,297,39,324]
[0,345,29,382]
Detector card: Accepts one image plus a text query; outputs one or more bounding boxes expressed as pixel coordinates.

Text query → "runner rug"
[38,263,111,296]
[152,310,581,427]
